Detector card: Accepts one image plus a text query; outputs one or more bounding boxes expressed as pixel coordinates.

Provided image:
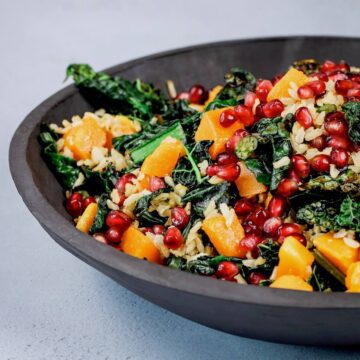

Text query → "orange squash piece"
[346,262,360,292]
[202,215,247,258]
[110,115,138,137]
[270,275,313,292]
[267,68,309,101]
[313,232,358,274]
[137,174,151,191]
[141,137,185,177]
[235,161,267,198]
[194,107,244,159]
[276,236,314,281]
[204,85,223,107]
[76,203,98,234]
[121,226,162,264]
[63,117,108,160]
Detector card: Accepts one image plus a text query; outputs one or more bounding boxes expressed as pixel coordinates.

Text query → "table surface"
[2,1,360,358]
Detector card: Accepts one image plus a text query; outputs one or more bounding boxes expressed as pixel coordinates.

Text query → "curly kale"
[292,59,320,74]
[336,196,360,233]
[342,101,360,145]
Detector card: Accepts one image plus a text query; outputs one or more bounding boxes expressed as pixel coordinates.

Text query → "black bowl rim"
[9,36,360,309]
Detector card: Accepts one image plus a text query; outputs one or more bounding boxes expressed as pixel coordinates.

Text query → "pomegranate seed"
[234,104,254,126]
[263,99,284,118]
[330,72,348,82]
[277,223,302,242]
[216,152,238,165]
[288,169,302,184]
[348,96,360,102]
[240,234,262,251]
[93,233,108,244]
[255,79,273,102]
[279,232,306,246]
[306,80,326,96]
[66,192,84,217]
[164,227,184,250]
[337,61,350,73]
[320,60,337,74]
[219,108,238,128]
[297,85,314,99]
[150,176,166,192]
[277,178,298,197]
[245,208,269,229]
[153,224,165,235]
[309,135,327,150]
[175,92,189,100]
[105,226,124,244]
[244,91,258,108]
[248,272,267,285]
[347,88,360,98]
[263,217,282,237]
[118,193,126,206]
[216,163,240,181]
[335,79,355,95]
[216,261,239,279]
[295,107,313,128]
[106,210,131,230]
[243,220,262,236]
[291,154,310,179]
[327,135,350,150]
[325,117,348,137]
[115,173,136,193]
[206,165,219,177]
[349,74,360,81]
[309,72,328,82]
[268,196,287,217]
[225,129,249,153]
[171,207,189,230]
[234,199,256,216]
[142,227,153,234]
[188,84,208,104]
[311,154,331,172]
[82,196,96,209]
[330,148,349,168]
[255,103,265,118]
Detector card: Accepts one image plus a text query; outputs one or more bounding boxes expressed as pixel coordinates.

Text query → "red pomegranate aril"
[306,80,326,96]
[216,261,239,279]
[171,207,190,230]
[240,234,262,251]
[225,129,249,153]
[118,193,126,206]
[320,60,337,74]
[324,117,348,137]
[105,226,124,244]
[115,173,136,193]
[188,84,208,104]
[66,192,84,217]
[288,169,302,184]
[263,217,282,237]
[216,152,238,165]
[335,79,355,95]
[106,210,132,230]
[244,91,258,108]
[234,199,256,216]
[248,272,267,285]
[309,72,328,82]
[268,196,287,217]
[330,72,348,82]
[206,165,219,177]
[82,196,96,209]
[142,227,153,234]
[330,148,349,168]
[245,208,269,230]
[255,79,273,102]
[219,108,238,128]
[243,219,262,236]
[347,88,360,98]
[277,178,298,197]
[152,224,165,235]
[164,227,184,250]
[291,154,310,179]
[295,107,313,129]
[297,85,314,99]
[327,135,350,150]
[337,61,351,73]
[255,103,265,118]
[175,92,189,100]
[311,154,331,172]
[262,99,284,118]
[216,163,240,181]
[309,135,327,150]
[234,104,254,126]
[150,176,166,192]
[278,223,302,238]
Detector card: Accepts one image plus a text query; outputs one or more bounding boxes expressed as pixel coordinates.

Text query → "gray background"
[2,0,360,359]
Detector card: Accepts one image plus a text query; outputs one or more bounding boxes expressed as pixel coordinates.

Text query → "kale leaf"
[89,194,108,234]
[292,59,319,74]
[309,264,346,292]
[244,159,271,185]
[342,101,360,145]
[336,196,360,232]
[82,165,120,195]
[256,239,280,275]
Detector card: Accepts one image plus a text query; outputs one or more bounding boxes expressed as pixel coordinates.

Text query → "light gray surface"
[2,0,360,358]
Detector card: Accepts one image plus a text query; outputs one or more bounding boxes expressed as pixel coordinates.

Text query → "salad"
[40,59,360,292]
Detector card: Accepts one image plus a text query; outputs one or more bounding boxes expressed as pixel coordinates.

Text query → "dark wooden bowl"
[9,36,360,346]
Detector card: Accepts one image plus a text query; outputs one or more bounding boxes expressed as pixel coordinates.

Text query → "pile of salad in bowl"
[39,59,360,292]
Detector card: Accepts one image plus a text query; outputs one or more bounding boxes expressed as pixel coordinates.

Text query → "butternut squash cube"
[194,107,244,159]
[204,85,223,107]
[267,68,309,101]
[121,226,162,264]
[346,262,360,291]
[63,117,108,160]
[202,215,247,258]
[110,115,138,137]
[235,161,267,198]
[141,137,185,177]
[313,232,358,274]
[276,236,314,281]
[270,275,313,292]
[76,203,98,234]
